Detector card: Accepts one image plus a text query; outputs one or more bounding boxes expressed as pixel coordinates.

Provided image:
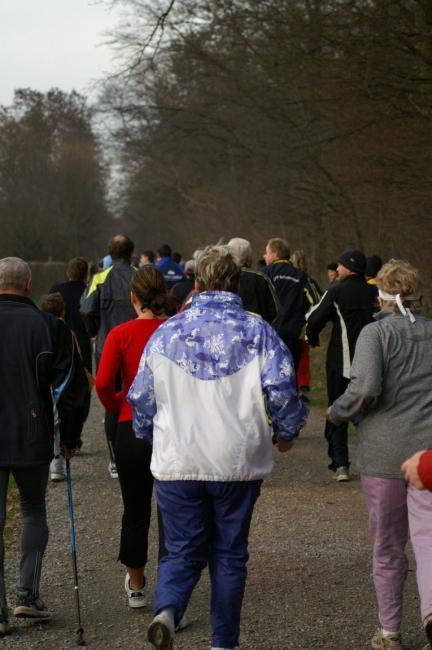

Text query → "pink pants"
[361,475,432,632]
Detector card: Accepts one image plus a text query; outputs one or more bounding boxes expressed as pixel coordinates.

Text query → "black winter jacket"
[305,275,377,377]
[263,260,308,341]
[239,268,280,325]
[0,294,87,466]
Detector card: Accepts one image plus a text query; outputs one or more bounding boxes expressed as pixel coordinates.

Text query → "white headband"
[378,289,418,323]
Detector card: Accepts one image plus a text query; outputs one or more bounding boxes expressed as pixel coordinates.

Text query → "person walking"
[155,244,185,291]
[128,245,307,650]
[80,234,136,478]
[95,266,169,609]
[262,237,308,371]
[0,258,84,636]
[50,257,92,374]
[227,237,280,325]
[327,259,432,650]
[306,249,376,481]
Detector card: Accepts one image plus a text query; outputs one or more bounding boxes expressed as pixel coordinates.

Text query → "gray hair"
[195,245,241,292]
[0,257,32,292]
[227,238,252,266]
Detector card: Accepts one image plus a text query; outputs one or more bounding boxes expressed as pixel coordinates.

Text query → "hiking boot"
[423,615,432,648]
[108,462,118,479]
[124,573,146,609]
[0,609,10,635]
[371,628,402,649]
[333,466,350,482]
[13,592,51,619]
[148,612,175,649]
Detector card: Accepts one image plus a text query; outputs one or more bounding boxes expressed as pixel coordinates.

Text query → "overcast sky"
[0,0,121,107]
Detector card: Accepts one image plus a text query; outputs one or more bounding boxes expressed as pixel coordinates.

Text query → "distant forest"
[0,0,431,283]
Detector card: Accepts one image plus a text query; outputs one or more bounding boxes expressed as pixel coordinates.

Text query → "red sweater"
[418,449,432,491]
[96,318,165,421]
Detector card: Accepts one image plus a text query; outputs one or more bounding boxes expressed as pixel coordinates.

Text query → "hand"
[60,445,76,460]
[277,439,294,453]
[401,451,426,489]
[326,407,334,423]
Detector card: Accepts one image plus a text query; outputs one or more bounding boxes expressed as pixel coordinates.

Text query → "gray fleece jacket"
[330,309,432,478]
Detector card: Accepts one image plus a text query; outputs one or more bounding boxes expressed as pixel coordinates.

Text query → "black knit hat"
[337,250,366,275]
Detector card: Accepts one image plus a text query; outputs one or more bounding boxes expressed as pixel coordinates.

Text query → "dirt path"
[2,399,426,649]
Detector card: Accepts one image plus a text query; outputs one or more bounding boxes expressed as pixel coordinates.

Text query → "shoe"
[333,466,350,482]
[371,628,402,649]
[124,573,146,609]
[13,592,51,619]
[148,612,175,649]
[50,471,65,482]
[175,612,189,632]
[424,615,432,648]
[0,609,10,635]
[108,462,118,479]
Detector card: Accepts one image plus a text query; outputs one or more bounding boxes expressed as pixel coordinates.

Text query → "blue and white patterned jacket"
[128,291,308,481]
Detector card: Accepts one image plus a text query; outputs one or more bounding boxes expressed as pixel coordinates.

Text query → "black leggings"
[115,421,165,567]
[0,465,49,609]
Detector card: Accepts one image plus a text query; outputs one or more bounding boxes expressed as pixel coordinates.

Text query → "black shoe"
[13,592,51,619]
[0,609,10,635]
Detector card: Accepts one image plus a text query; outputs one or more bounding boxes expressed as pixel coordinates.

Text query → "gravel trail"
[2,399,426,649]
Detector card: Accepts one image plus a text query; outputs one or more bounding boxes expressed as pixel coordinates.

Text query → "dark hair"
[365,255,383,279]
[131,266,171,316]
[41,292,65,318]
[108,234,134,260]
[67,257,88,282]
[158,244,172,258]
[141,250,155,264]
[326,262,338,271]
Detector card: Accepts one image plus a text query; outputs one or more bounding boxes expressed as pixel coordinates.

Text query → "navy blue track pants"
[155,479,261,649]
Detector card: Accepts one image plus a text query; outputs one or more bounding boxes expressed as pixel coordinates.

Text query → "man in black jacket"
[227,238,280,325]
[80,234,136,478]
[0,257,85,634]
[263,237,308,370]
[306,250,377,481]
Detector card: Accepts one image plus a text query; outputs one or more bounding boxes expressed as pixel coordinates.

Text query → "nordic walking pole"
[65,458,86,646]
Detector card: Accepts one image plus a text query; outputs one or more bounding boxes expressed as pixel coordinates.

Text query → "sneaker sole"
[128,597,146,609]
[148,621,173,649]
[13,607,51,619]
[336,475,350,482]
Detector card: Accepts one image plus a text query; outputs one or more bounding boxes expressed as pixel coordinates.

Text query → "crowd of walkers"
[0,237,431,650]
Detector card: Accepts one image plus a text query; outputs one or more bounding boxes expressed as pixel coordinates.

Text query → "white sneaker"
[108,462,118,479]
[148,611,175,649]
[333,466,350,482]
[50,471,65,482]
[124,573,146,608]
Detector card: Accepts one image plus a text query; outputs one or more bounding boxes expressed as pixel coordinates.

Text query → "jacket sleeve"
[418,450,432,491]
[305,289,335,346]
[261,275,280,325]
[127,349,156,444]
[79,280,101,338]
[261,331,308,441]
[96,328,123,413]
[329,326,383,424]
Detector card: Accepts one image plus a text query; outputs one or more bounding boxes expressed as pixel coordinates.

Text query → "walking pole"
[65,458,86,646]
